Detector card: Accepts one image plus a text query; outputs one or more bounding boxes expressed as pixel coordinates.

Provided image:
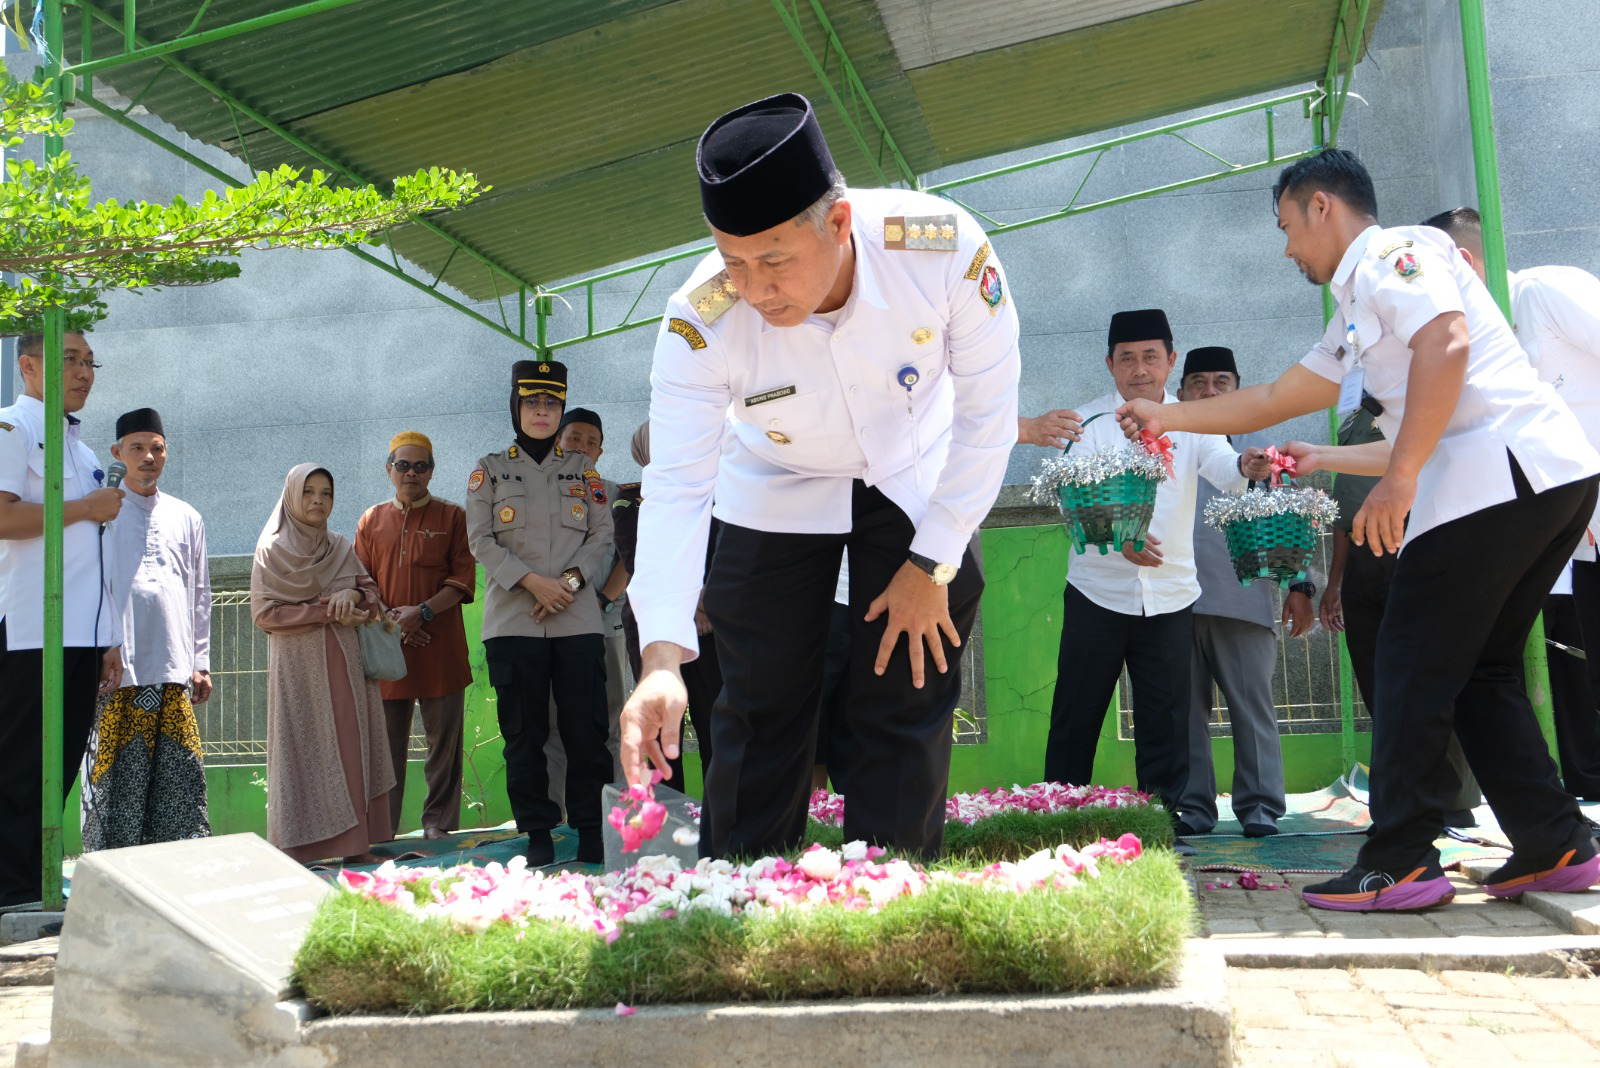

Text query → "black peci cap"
[114,407,165,440]
[558,406,603,439]
[697,93,837,237]
[1108,309,1174,350]
[1182,346,1238,379]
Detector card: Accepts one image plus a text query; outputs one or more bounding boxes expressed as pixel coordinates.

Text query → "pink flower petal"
[615,1002,636,1016]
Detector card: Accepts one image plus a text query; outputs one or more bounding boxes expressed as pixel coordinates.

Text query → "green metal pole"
[534,293,554,360]
[40,0,68,913]
[1458,0,1560,757]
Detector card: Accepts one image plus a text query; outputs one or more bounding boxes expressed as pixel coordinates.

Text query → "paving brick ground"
[1227,965,1600,1067]
[1193,871,1569,938]
[0,944,53,1068]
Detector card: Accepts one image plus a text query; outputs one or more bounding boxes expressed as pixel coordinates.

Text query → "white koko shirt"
[1064,390,1247,617]
[0,395,121,649]
[1511,265,1600,559]
[632,187,1021,655]
[1299,225,1600,548]
[107,488,211,687]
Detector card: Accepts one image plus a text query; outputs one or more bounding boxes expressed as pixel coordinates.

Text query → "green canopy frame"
[21,0,1533,911]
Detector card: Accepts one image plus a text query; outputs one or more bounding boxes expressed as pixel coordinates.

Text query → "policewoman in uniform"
[466,360,615,866]
[620,93,1020,860]
[1118,149,1600,911]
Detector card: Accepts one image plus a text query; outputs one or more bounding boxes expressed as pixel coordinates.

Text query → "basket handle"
[1061,411,1110,456]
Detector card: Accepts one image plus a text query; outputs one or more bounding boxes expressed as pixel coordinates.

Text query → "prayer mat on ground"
[306,821,594,879]
[1187,767,1513,873]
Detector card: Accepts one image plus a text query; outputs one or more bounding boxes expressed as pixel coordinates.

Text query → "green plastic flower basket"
[1055,418,1160,556]
[1219,490,1319,588]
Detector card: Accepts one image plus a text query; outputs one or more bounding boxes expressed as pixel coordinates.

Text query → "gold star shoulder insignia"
[687,270,740,326]
[883,214,959,251]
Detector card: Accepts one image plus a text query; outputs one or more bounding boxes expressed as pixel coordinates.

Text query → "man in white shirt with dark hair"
[1045,310,1270,823]
[1119,149,1600,911]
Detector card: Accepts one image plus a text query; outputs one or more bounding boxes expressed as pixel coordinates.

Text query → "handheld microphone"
[105,461,127,490]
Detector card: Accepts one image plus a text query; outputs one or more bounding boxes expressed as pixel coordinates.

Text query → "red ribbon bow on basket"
[1139,429,1176,480]
[1264,446,1296,487]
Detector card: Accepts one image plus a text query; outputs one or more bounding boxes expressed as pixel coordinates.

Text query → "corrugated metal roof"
[62,0,1381,300]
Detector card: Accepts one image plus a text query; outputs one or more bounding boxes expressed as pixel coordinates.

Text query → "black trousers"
[700,482,983,861]
[0,621,101,907]
[1556,562,1600,799]
[1341,539,1481,812]
[814,600,855,797]
[1044,586,1190,811]
[1360,466,1599,872]
[484,634,611,835]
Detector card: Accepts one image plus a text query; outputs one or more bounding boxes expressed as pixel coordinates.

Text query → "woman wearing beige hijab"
[251,464,395,864]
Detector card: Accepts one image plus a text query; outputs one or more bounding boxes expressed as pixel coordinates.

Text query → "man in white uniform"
[82,407,211,850]
[1423,207,1600,804]
[620,93,1020,860]
[0,332,124,906]
[1045,312,1270,820]
[1118,150,1600,910]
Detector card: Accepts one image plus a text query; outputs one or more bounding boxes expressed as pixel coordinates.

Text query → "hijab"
[250,463,367,620]
[630,420,651,468]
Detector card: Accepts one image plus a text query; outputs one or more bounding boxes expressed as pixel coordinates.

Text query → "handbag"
[357,618,408,681]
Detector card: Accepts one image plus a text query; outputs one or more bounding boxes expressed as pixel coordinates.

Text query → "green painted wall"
[136,530,1361,842]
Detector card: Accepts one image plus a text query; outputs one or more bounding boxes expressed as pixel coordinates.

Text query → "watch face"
[566,575,582,590]
[932,563,958,586]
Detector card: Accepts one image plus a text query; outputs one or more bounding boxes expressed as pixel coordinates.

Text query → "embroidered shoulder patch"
[1377,240,1414,260]
[963,242,992,281]
[0,421,12,432]
[668,317,707,350]
[467,469,485,493]
[884,214,958,251]
[1393,252,1423,282]
[979,264,1005,311]
[688,271,740,326]
[497,504,516,524]
[584,468,607,504]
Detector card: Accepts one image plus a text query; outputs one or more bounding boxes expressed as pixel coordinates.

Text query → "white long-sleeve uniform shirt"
[1511,265,1600,559]
[632,187,1021,655]
[1065,390,1247,617]
[1298,225,1600,548]
[0,395,121,650]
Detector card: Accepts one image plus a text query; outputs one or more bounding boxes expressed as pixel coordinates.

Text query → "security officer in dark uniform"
[465,360,614,866]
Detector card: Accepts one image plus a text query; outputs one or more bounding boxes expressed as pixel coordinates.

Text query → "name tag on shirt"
[745,385,796,407]
[1337,366,1366,416]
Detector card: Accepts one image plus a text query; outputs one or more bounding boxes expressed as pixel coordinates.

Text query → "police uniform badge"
[687,270,740,327]
[1393,252,1423,282]
[584,468,607,504]
[567,483,587,498]
[963,242,992,281]
[497,504,516,524]
[569,502,587,524]
[0,422,12,432]
[508,444,520,460]
[467,469,485,493]
[883,214,959,251]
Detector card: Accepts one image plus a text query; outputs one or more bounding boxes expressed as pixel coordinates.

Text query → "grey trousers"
[545,616,630,819]
[1178,614,1287,832]
[383,692,465,834]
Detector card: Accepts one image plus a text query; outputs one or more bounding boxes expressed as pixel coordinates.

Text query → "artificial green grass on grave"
[294,851,1193,1015]
[805,804,1175,861]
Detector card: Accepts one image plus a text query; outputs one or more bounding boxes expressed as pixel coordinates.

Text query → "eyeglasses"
[389,460,433,474]
[63,356,102,370]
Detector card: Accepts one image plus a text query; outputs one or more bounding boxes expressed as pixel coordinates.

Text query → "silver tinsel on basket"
[1028,445,1169,504]
[1202,486,1340,528]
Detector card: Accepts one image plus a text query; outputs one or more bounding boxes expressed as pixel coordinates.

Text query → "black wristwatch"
[418,602,435,622]
[908,552,958,587]
[1288,580,1316,597]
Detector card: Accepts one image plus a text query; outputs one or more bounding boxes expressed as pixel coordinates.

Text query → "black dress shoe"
[525,830,556,867]
[575,832,605,866]
[1174,818,1208,837]
[1242,822,1280,838]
